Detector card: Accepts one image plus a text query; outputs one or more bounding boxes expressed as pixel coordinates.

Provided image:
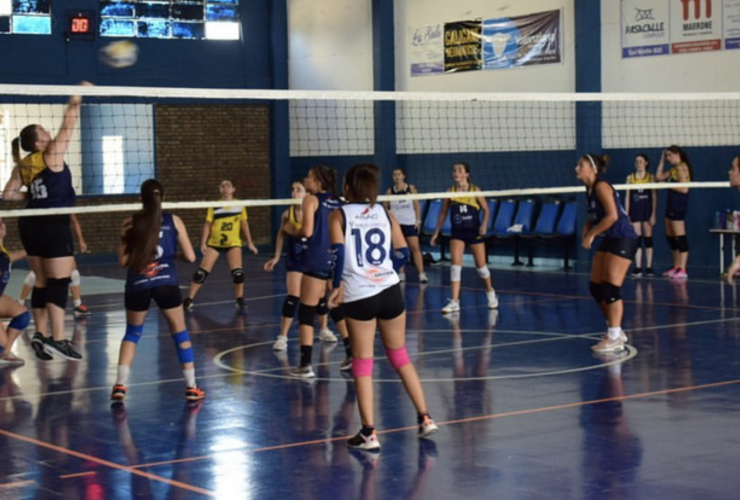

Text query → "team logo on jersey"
[363,267,395,283]
[141,262,166,278]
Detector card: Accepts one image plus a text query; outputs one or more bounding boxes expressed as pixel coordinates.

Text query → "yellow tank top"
[206,204,247,248]
[19,152,47,186]
[288,205,302,231]
[629,172,654,184]
[450,184,481,209]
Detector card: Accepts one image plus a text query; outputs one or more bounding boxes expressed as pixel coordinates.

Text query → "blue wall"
[0,0,278,88]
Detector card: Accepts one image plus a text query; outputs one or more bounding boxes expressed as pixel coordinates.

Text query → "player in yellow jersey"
[183,180,258,311]
[624,154,657,277]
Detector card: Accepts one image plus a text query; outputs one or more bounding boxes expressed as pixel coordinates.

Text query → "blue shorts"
[451,228,484,245]
[401,224,419,238]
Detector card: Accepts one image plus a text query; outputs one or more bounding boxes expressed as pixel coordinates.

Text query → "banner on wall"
[622,0,740,57]
[723,0,740,49]
[671,0,721,53]
[621,0,670,57]
[443,20,482,73]
[409,23,444,76]
[482,10,561,69]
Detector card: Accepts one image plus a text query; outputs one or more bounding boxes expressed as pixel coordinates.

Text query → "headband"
[586,154,597,171]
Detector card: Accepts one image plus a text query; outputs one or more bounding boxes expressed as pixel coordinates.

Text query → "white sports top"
[340,202,400,303]
[388,185,417,226]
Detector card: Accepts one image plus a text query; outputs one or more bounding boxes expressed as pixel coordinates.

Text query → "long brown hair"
[124,179,164,271]
[310,165,338,196]
[11,125,39,180]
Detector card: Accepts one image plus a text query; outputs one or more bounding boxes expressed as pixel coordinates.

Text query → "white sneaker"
[273,335,288,351]
[591,335,626,353]
[620,330,628,343]
[486,290,499,309]
[441,299,460,314]
[319,329,338,343]
[289,365,316,378]
[419,272,429,284]
[418,415,439,439]
[398,272,406,282]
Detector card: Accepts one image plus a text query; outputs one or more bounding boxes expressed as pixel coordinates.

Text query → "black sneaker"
[31,332,53,361]
[183,298,194,312]
[644,267,654,277]
[630,268,643,277]
[235,297,245,309]
[43,338,82,361]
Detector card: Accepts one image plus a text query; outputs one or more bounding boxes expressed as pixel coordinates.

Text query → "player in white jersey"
[328,164,437,452]
[384,169,427,283]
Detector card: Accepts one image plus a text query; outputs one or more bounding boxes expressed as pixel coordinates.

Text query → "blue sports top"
[20,152,76,209]
[304,192,342,274]
[0,246,10,296]
[587,179,637,239]
[125,213,180,292]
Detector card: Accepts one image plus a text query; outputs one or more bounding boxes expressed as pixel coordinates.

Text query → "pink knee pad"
[352,357,374,378]
[386,345,410,369]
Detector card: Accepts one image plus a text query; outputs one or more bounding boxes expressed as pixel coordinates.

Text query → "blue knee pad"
[172,330,194,364]
[316,296,329,316]
[282,295,299,318]
[8,311,30,331]
[123,323,144,344]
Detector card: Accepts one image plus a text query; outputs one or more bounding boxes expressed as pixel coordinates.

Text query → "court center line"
[0,428,215,497]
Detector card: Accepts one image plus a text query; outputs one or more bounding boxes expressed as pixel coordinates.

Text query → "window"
[0,0,52,34]
[99,0,239,40]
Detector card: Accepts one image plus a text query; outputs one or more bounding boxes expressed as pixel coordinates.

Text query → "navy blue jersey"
[20,153,76,209]
[125,213,180,292]
[666,172,689,218]
[0,247,10,296]
[304,193,342,274]
[587,179,637,240]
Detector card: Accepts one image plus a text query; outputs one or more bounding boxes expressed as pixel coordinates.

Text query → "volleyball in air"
[99,40,139,69]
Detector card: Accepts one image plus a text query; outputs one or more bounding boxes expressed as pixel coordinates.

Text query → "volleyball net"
[0,84,737,252]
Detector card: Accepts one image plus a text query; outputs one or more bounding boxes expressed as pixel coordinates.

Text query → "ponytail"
[124,179,164,272]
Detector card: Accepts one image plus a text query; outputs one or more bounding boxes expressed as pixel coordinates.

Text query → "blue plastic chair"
[490,199,517,236]
[522,201,562,266]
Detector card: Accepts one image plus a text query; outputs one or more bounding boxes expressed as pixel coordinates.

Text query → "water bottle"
[727,210,734,230]
[715,211,722,229]
[719,211,726,230]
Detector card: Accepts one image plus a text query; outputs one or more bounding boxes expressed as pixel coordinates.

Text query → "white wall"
[394,0,576,92]
[601,0,740,92]
[288,0,373,90]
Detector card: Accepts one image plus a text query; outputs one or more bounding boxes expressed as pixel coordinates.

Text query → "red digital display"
[71,17,90,34]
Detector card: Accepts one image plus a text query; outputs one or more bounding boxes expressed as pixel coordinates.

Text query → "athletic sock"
[607,327,622,341]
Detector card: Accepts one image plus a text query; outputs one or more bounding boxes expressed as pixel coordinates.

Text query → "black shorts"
[597,237,639,260]
[665,208,687,221]
[207,245,239,255]
[451,228,485,245]
[343,283,405,321]
[125,285,183,312]
[400,224,419,238]
[303,270,331,281]
[19,215,74,258]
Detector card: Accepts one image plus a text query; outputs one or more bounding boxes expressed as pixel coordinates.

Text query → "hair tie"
[586,154,597,171]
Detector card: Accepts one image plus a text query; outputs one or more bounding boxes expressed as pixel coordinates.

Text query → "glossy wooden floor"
[1,257,739,499]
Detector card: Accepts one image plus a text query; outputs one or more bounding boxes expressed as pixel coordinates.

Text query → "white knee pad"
[450,265,462,282]
[71,269,81,287]
[24,271,36,287]
[476,266,490,280]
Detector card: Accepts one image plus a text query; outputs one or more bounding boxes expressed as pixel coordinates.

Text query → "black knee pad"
[31,286,46,309]
[231,267,244,284]
[589,281,603,303]
[329,303,345,323]
[676,235,689,253]
[601,282,621,304]
[644,236,654,249]
[192,267,210,284]
[666,236,678,251]
[298,303,317,326]
[636,235,644,247]
[282,295,299,318]
[316,296,328,316]
[45,278,71,309]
